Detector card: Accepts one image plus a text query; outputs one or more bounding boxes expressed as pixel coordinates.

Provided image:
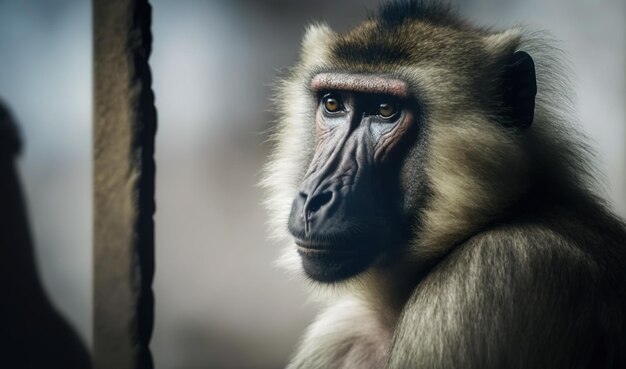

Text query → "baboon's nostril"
[306,191,333,213]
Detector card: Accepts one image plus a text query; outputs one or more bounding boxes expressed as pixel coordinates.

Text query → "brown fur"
[262,2,626,368]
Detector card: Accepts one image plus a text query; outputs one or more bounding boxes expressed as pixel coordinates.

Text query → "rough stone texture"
[0,102,91,368]
[93,1,156,369]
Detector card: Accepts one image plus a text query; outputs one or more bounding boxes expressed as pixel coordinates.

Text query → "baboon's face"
[278,21,536,283]
[287,73,422,282]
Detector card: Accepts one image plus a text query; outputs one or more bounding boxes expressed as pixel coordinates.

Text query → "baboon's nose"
[294,189,334,235]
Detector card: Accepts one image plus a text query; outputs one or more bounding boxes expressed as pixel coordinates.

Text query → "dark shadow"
[0,101,91,369]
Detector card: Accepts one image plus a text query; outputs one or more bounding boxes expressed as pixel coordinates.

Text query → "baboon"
[262,1,626,368]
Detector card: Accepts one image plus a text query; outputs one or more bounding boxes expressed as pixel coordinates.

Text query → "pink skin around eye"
[311,73,410,98]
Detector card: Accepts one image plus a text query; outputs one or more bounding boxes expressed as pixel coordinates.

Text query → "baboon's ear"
[299,23,336,67]
[501,51,537,128]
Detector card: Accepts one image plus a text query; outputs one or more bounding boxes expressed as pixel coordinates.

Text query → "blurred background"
[0,0,624,368]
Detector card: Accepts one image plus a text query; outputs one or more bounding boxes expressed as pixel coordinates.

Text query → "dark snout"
[287,171,381,282]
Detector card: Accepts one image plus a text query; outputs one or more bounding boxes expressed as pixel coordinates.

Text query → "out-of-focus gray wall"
[0,1,623,368]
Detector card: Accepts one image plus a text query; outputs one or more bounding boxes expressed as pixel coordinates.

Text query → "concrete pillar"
[93,1,156,368]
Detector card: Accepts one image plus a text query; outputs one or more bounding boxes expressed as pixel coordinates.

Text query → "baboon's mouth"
[294,239,357,253]
[293,238,376,282]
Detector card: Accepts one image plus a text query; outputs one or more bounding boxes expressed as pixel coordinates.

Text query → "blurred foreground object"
[0,102,91,368]
[92,0,156,368]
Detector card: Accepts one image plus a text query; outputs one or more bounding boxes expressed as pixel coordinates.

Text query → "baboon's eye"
[378,102,397,118]
[322,93,342,113]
